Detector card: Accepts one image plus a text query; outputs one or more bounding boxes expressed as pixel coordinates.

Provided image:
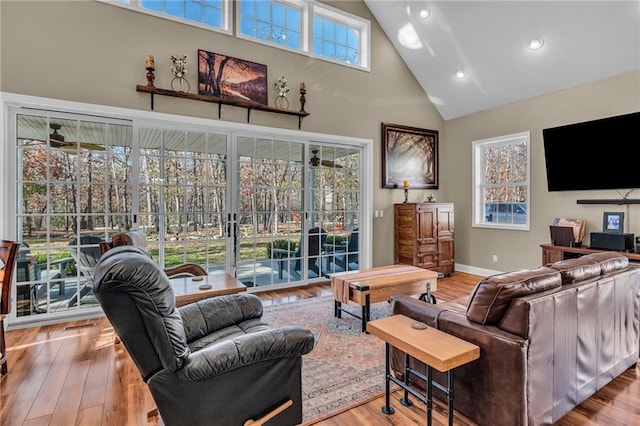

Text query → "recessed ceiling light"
[528,37,544,50]
[455,70,467,79]
[419,8,430,19]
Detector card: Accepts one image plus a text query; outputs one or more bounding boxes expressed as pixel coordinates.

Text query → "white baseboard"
[455,263,502,277]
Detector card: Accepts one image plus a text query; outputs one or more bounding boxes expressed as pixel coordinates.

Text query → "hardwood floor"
[1,271,638,425]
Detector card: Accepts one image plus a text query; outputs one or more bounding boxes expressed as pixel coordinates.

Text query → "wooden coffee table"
[331,265,438,332]
[367,314,480,426]
[171,273,247,307]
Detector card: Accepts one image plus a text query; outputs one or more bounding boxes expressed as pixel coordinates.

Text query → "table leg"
[400,352,413,406]
[447,369,455,426]
[335,300,342,318]
[427,365,433,426]
[362,294,370,332]
[381,342,395,415]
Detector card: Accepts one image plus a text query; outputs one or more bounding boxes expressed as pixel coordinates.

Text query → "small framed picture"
[602,211,624,234]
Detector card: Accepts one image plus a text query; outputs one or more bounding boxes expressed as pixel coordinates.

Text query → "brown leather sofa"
[390,252,640,426]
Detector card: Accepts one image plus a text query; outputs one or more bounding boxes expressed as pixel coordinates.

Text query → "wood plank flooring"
[1,271,639,425]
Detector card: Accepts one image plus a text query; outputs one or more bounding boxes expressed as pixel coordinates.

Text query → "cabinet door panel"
[437,238,455,268]
[416,206,437,242]
[417,243,438,269]
[436,206,454,238]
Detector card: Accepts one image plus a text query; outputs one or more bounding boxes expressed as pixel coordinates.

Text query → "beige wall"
[444,71,640,272]
[0,0,444,268]
[2,2,638,272]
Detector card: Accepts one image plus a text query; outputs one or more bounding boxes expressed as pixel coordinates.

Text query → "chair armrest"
[178,326,315,380]
[272,248,295,259]
[164,263,207,278]
[179,293,264,340]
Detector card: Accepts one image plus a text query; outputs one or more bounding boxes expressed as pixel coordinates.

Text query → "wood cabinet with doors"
[394,203,455,276]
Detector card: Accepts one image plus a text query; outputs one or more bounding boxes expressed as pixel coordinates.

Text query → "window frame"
[309,1,370,70]
[472,131,530,231]
[236,0,309,54]
[98,0,233,35]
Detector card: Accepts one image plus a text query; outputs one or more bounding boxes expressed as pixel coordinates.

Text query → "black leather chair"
[93,246,315,426]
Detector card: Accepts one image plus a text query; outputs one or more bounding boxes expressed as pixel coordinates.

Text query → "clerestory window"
[102,0,370,71]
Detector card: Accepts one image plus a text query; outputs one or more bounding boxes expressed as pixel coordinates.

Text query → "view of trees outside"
[14,114,362,317]
[481,140,528,224]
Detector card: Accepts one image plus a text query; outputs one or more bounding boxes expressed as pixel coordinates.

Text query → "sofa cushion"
[546,256,601,284]
[466,267,562,324]
[581,251,629,274]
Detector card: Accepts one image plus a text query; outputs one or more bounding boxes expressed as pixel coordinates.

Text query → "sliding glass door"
[7,103,368,326]
[233,137,361,288]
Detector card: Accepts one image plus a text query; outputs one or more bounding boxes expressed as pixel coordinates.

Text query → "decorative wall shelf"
[576,199,640,205]
[136,85,310,129]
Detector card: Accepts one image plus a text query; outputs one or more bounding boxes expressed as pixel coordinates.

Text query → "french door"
[8,105,366,326]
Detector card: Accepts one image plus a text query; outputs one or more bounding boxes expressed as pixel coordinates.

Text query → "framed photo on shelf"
[381,123,438,189]
[197,49,268,106]
[602,211,624,234]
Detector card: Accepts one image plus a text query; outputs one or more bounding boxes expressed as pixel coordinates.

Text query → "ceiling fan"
[309,148,342,168]
[48,123,105,153]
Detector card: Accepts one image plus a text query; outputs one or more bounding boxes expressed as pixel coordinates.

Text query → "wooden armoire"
[394,202,455,276]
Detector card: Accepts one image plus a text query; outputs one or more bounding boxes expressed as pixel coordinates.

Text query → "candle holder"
[146,66,155,88]
[404,188,409,203]
[299,87,307,113]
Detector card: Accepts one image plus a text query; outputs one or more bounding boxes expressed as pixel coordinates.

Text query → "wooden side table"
[367,314,479,426]
[171,273,247,307]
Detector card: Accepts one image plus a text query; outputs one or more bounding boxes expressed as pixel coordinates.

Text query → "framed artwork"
[197,49,268,106]
[602,211,624,234]
[381,123,438,189]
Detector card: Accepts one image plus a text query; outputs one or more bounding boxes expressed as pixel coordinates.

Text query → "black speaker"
[636,236,640,254]
[590,232,634,251]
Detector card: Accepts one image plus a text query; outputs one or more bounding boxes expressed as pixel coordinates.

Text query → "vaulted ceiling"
[364,1,640,120]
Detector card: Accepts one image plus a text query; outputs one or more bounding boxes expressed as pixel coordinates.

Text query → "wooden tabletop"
[332,265,438,291]
[171,273,247,307]
[367,314,479,372]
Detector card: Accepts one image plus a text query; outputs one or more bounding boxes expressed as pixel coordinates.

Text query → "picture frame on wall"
[197,49,268,106]
[381,123,439,189]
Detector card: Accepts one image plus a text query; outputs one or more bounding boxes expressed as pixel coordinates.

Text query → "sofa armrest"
[390,294,449,327]
[179,293,264,341]
[178,326,315,380]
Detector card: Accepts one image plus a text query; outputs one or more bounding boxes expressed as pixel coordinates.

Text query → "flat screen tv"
[543,111,640,191]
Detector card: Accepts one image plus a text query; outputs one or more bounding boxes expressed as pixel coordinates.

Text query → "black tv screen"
[543,112,640,191]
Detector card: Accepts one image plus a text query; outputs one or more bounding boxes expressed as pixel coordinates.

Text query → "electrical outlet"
[492,254,498,264]
[379,210,384,218]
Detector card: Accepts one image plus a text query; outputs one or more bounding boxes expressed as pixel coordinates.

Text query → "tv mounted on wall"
[543,111,640,192]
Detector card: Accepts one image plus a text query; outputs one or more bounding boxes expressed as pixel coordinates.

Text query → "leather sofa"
[390,251,640,426]
[94,245,315,426]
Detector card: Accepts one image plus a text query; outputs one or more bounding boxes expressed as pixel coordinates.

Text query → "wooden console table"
[367,314,479,426]
[540,243,640,265]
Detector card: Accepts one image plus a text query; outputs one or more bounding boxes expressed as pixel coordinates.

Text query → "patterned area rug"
[262,295,394,424]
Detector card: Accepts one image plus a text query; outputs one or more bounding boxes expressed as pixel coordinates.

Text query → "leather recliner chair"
[93,245,315,426]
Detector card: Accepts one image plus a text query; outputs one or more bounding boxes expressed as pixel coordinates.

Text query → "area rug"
[262,295,394,424]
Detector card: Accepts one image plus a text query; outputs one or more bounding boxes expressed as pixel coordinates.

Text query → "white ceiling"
[363,1,640,120]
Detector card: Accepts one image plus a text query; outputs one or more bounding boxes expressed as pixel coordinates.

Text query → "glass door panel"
[310,145,361,275]
[15,113,132,318]
[138,127,228,273]
[236,136,304,287]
